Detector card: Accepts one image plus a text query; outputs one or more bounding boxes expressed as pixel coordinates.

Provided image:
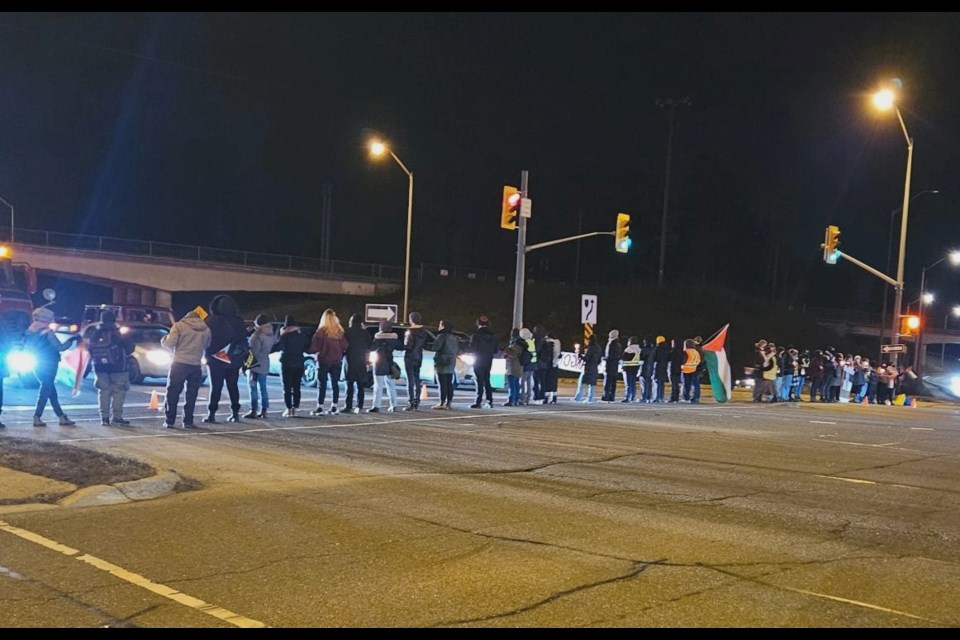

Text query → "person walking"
[602,329,622,402]
[503,328,523,407]
[161,306,211,429]
[344,314,372,414]
[309,309,349,415]
[203,295,248,423]
[26,307,78,427]
[244,314,277,419]
[620,336,641,403]
[432,319,460,410]
[369,320,400,412]
[403,311,428,411]
[277,315,311,417]
[542,331,561,404]
[86,310,135,425]
[468,316,498,408]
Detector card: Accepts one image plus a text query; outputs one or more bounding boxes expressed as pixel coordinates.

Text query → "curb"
[58,470,183,508]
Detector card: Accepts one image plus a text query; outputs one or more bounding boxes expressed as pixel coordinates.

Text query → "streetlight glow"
[923,292,935,305]
[873,88,895,111]
[952,305,960,318]
[369,141,387,157]
[949,251,960,265]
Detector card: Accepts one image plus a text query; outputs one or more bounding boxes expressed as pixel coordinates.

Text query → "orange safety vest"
[681,348,701,374]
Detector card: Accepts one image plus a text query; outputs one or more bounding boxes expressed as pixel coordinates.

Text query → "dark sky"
[2,12,960,312]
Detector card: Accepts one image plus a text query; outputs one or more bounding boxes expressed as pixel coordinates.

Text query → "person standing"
[653,336,670,403]
[468,316,498,409]
[542,331,562,404]
[26,307,78,427]
[639,335,655,403]
[0,315,11,429]
[277,315,310,417]
[668,337,684,403]
[533,325,550,401]
[577,336,602,403]
[86,310,135,426]
[244,314,277,419]
[432,319,459,410]
[309,309,349,415]
[503,328,523,407]
[203,295,248,423]
[519,327,538,405]
[344,314,372,414]
[602,329,622,402]
[161,306,211,429]
[620,336,641,403]
[369,320,400,412]
[403,311,428,411]
[681,338,702,403]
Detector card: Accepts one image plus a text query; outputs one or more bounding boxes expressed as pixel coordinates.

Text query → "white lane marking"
[816,475,876,485]
[0,519,266,628]
[810,420,837,425]
[0,565,24,580]
[779,585,937,623]
[910,427,934,431]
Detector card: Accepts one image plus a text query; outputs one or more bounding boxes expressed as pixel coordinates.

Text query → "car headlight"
[146,350,172,366]
[7,351,37,374]
[369,352,379,364]
[460,354,475,366]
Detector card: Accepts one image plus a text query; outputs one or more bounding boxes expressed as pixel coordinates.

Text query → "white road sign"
[581,294,598,325]
[365,304,398,324]
[520,197,532,219]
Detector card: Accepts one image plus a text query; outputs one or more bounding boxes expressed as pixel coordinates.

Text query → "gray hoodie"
[162,310,212,366]
[247,323,277,375]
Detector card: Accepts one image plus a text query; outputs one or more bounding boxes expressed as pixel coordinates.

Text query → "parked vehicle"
[81,304,175,332]
[82,321,207,384]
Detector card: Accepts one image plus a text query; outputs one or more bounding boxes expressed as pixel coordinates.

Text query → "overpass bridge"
[7,227,402,307]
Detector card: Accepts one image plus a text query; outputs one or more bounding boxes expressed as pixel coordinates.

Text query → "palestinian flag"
[702,324,732,403]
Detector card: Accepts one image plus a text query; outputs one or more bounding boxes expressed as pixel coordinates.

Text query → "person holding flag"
[701,324,733,403]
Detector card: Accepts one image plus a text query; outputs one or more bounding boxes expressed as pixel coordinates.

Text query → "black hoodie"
[205,294,247,369]
[468,325,498,368]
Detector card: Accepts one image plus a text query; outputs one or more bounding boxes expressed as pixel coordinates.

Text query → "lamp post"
[915,251,960,372]
[0,196,12,243]
[369,140,414,322]
[873,84,914,362]
[941,305,960,368]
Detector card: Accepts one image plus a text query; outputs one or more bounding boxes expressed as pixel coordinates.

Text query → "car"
[82,321,208,385]
[81,304,175,333]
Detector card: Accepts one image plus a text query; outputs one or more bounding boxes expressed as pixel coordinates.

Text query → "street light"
[873,81,914,359]
[369,139,414,322]
[915,250,960,371]
[0,196,12,243]
[941,305,960,368]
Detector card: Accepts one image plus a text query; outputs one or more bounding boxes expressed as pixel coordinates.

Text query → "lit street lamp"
[915,250,960,371]
[369,140,414,322]
[941,305,960,368]
[873,82,914,360]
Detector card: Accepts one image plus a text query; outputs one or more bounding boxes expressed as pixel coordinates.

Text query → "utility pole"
[655,97,690,289]
[511,171,529,330]
[320,182,333,263]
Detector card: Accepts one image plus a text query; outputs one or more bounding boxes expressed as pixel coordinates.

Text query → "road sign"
[581,294,597,325]
[365,304,398,324]
[520,197,532,219]
[881,344,907,354]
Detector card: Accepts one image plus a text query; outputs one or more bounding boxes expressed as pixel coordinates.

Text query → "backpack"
[89,327,126,368]
[518,343,533,367]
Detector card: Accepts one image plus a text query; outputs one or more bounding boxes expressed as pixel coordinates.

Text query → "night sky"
[3,12,960,313]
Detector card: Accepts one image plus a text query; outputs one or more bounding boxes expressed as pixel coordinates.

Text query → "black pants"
[281,365,303,409]
[545,366,559,393]
[670,369,682,402]
[344,367,366,410]
[603,369,618,400]
[474,363,493,403]
[405,360,422,406]
[34,364,63,418]
[534,369,547,400]
[207,362,241,415]
[165,362,203,425]
[316,361,342,406]
[438,373,454,405]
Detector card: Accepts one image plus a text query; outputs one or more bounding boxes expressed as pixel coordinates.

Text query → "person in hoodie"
[639,335,656,403]
[26,306,79,428]
[541,331,562,405]
[244,314,277,419]
[620,336,641,403]
[431,319,460,410]
[502,328,523,407]
[161,306,212,429]
[468,315,498,409]
[668,337,685,403]
[344,313,372,414]
[369,320,400,412]
[403,311,428,411]
[308,308,349,415]
[276,315,311,417]
[519,327,537,405]
[653,336,670,403]
[602,329,622,402]
[203,294,248,423]
[574,335,602,403]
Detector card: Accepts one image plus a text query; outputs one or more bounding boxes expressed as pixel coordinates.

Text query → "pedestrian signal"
[501,186,521,230]
[900,314,920,337]
[822,225,841,264]
[615,213,631,253]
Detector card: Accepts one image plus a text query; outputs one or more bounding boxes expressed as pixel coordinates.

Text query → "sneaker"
[243,410,259,419]
[182,422,197,429]
[281,409,295,418]
[310,408,325,416]
[502,401,514,407]
[367,407,380,413]
[202,414,217,424]
[486,401,495,409]
[33,416,46,427]
[101,420,111,426]
[59,415,76,427]
[386,406,396,412]
[113,418,131,426]
[403,404,417,411]
[352,408,361,414]
[469,403,482,409]
[0,420,5,429]
[163,422,176,429]
[328,406,339,415]
[432,403,446,410]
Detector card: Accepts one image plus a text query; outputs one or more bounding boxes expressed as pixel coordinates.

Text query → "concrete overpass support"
[113,286,173,308]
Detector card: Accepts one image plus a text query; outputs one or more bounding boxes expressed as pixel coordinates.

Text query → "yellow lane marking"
[780,585,937,623]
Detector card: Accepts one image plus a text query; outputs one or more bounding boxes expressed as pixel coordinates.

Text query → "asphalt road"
[1,375,959,627]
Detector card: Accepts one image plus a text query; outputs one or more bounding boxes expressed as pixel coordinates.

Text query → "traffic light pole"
[511,171,529,330]
[834,251,898,287]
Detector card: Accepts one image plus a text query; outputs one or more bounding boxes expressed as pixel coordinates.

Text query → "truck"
[0,245,41,386]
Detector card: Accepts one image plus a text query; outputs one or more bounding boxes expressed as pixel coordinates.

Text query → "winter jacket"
[204,295,247,369]
[309,328,349,367]
[25,322,74,372]
[640,344,655,377]
[404,326,428,365]
[519,328,537,372]
[432,329,460,375]
[605,339,622,373]
[621,344,641,371]
[277,326,311,369]
[468,326,498,369]
[247,323,277,375]
[535,336,552,371]
[88,322,135,374]
[371,331,400,377]
[654,344,671,376]
[504,339,524,378]
[546,337,562,367]
[162,311,212,367]
[582,342,603,385]
[345,325,373,374]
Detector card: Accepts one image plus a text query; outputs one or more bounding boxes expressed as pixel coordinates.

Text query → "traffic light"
[501,186,521,230]
[615,213,631,253]
[900,314,921,337]
[822,225,841,264]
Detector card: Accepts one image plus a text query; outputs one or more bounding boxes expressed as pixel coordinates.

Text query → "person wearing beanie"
[653,335,671,403]
[276,314,311,417]
[402,311,427,411]
[344,313,372,414]
[369,320,400,412]
[26,306,79,427]
[203,294,248,423]
[639,336,656,403]
[620,336,641,403]
[468,315,498,408]
[161,306,212,428]
[602,329,623,402]
[431,319,459,410]
[244,313,278,419]
[87,308,135,426]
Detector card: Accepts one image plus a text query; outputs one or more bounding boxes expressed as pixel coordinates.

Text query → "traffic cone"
[149,390,160,411]
[420,385,429,401]
[911,398,918,408]
[861,395,869,406]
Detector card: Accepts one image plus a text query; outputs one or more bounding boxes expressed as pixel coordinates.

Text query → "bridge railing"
[3,227,409,283]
